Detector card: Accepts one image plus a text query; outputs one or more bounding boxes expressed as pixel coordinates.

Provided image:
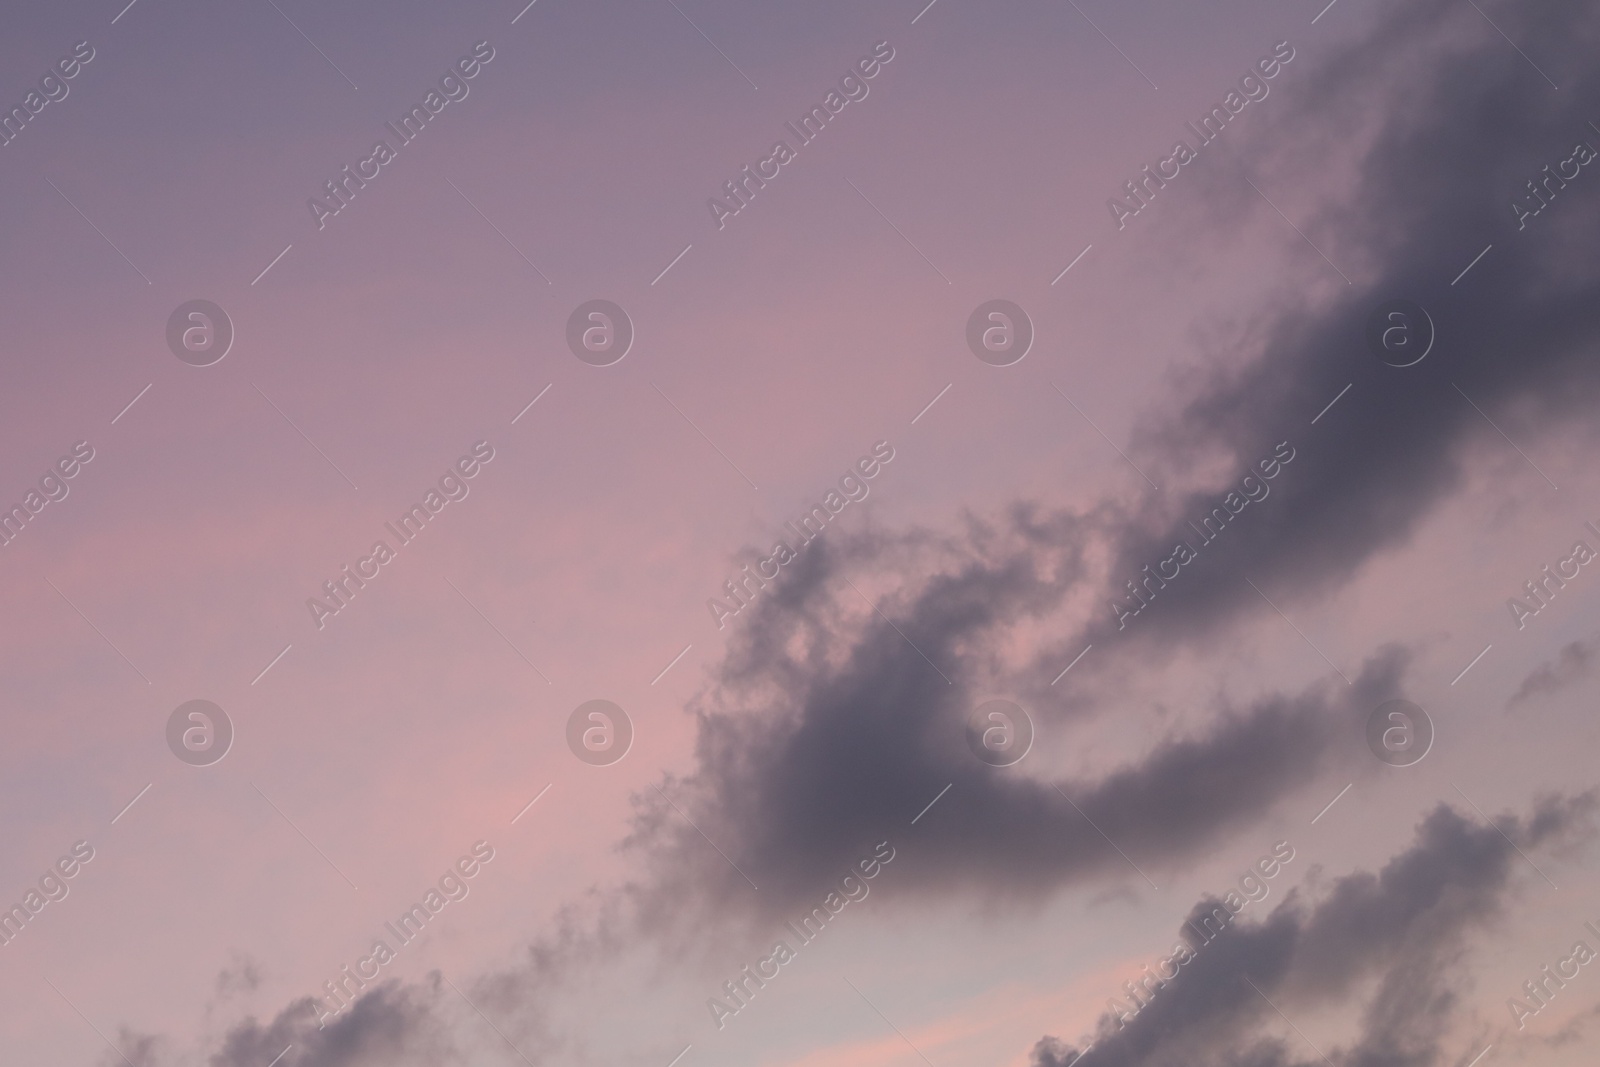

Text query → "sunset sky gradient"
[2,1,1599,1066]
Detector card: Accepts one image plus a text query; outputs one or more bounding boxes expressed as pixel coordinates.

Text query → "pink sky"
[2,1,1599,1066]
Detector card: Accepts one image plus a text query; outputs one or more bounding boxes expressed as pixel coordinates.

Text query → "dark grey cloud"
[623,520,1410,925]
[196,982,463,1067]
[618,0,1600,939]
[1063,0,1600,663]
[1508,635,1599,707]
[616,0,1600,1042]
[1030,795,1596,1067]
[623,0,1600,911]
[176,522,1414,1067]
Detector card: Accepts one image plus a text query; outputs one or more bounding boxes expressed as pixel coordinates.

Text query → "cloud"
[140,515,1416,1067]
[621,0,1600,913]
[214,953,264,999]
[622,518,1411,926]
[1029,795,1596,1067]
[1508,636,1599,707]
[1069,0,1600,662]
[101,1029,164,1067]
[197,982,463,1067]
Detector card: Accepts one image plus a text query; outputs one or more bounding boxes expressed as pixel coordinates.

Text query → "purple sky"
[2,1,1599,1066]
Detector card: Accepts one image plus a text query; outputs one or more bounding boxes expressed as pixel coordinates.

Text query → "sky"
[1,1,1599,1066]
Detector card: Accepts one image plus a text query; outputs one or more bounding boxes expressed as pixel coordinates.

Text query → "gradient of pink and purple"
[2,1,1599,1066]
